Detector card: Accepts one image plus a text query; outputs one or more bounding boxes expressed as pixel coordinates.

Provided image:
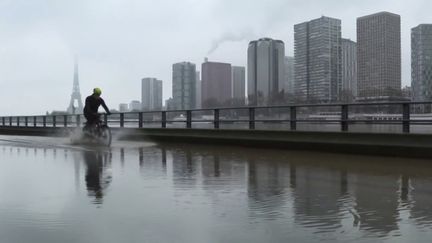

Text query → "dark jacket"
[83,95,110,116]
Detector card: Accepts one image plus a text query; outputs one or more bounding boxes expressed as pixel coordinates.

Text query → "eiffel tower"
[67,59,84,114]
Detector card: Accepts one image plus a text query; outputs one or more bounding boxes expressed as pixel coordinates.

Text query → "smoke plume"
[207,29,256,55]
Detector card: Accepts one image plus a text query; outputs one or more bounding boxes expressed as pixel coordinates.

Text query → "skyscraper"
[284,56,295,95]
[119,103,129,112]
[129,100,141,111]
[141,78,163,111]
[357,12,401,100]
[195,71,202,109]
[231,66,246,101]
[201,60,231,107]
[172,62,196,110]
[341,38,357,100]
[294,16,342,103]
[248,38,285,105]
[411,24,432,102]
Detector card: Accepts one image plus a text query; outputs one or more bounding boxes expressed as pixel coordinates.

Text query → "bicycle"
[82,117,112,146]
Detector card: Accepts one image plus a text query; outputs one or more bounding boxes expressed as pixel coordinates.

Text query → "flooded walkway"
[1,135,432,242]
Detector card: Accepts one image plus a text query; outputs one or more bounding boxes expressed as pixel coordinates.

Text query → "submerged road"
[1,135,432,243]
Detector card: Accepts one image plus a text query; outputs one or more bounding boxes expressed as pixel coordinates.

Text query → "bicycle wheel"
[99,125,112,146]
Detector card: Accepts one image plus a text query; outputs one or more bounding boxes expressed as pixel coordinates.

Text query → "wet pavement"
[1,135,432,242]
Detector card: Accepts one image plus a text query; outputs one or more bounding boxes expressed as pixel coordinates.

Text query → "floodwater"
[1,136,432,243]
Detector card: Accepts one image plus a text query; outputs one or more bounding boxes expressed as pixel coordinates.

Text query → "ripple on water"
[0,208,75,231]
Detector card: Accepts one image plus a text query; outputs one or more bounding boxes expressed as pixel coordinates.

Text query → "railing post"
[290,106,297,131]
[53,116,56,128]
[162,111,167,128]
[402,103,410,133]
[33,116,37,127]
[138,112,143,128]
[341,105,349,132]
[25,117,28,127]
[2,117,5,126]
[43,116,46,127]
[249,107,255,130]
[17,117,20,127]
[64,115,68,127]
[104,113,108,125]
[214,109,220,129]
[9,117,12,126]
[186,110,192,128]
[120,113,124,127]
[76,115,81,127]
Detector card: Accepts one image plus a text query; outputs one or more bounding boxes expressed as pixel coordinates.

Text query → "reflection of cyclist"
[83,151,112,204]
[83,88,111,127]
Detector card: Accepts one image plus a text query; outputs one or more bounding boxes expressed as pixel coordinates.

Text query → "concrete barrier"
[1,126,432,157]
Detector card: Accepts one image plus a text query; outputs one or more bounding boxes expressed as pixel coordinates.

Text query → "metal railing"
[1,101,432,134]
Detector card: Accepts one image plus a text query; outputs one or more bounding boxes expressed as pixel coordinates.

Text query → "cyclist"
[83,88,111,129]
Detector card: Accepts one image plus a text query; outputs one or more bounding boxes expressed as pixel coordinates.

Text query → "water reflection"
[353,174,400,235]
[291,166,346,232]
[82,150,112,204]
[201,154,221,178]
[248,159,290,220]
[138,146,167,175]
[400,175,410,206]
[172,149,198,189]
[3,139,432,242]
[120,148,125,166]
[159,144,432,239]
[410,177,432,226]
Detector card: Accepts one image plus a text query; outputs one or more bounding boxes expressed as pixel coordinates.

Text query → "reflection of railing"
[1,101,432,133]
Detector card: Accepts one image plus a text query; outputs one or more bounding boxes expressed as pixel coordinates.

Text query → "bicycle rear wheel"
[99,125,112,146]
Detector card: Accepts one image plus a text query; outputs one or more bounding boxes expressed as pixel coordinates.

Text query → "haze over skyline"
[0,0,430,115]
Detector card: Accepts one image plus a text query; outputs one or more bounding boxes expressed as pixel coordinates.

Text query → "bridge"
[2,101,432,157]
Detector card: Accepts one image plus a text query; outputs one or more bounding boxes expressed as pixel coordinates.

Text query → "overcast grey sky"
[0,0,430,115]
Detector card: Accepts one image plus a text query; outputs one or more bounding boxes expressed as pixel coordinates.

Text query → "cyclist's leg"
[84,113,98,134]
[83,114,90,133]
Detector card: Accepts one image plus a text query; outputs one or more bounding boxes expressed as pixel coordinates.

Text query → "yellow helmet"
[93,88,102,96]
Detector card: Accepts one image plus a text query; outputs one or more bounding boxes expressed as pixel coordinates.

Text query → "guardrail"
[1,101,432,134]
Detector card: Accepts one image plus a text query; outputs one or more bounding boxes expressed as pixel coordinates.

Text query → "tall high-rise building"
[129,100,141,111]
[201,60,232,107]
[141,78,163,111]
[412,24,432,101]
[341,38,358,100]
[231,66,246,101]
[195,71,202,109]
[402,86,412,100]
[284,56,295,95]
[172,62,196,110]
[357,12,401,100]
[294,16,342,103]
[119,103,129,112]
[248,38,285,105]
[165,98,174,110]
